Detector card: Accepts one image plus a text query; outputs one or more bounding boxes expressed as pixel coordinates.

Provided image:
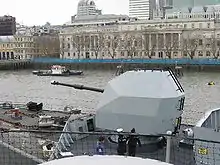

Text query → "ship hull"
[33,70,83,76]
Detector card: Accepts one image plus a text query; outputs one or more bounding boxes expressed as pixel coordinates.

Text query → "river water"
[0,70,219,125]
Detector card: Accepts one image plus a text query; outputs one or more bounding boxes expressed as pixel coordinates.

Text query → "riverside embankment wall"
[31,57,220,71]
[2,58,220,71]
[0,60,31,70]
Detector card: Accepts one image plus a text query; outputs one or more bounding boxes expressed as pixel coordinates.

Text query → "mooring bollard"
[165,130,172,163]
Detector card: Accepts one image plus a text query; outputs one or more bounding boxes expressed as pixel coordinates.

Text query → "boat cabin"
[38,115,55,127]
[51,65,67,75]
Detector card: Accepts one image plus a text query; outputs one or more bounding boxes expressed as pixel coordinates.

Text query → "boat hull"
[35,71,83,76]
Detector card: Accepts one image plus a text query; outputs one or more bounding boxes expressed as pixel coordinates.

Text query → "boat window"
[78,126,83,132]
[87,119,95,132]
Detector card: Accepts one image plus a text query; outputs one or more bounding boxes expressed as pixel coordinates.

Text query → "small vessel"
[33,65,83,77]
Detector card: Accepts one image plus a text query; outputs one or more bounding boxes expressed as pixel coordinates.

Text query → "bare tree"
[105,33,121,59]
[122,33,142,59]
[92,34,105,59]
[164,33,174,59]
[142,34,156,59]
[182,31,199,59]
[72,34,85,59]
[35,35,60,58]
[209,32,220,59]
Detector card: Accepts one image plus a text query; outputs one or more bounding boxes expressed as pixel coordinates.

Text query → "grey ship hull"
[0,141,43,165]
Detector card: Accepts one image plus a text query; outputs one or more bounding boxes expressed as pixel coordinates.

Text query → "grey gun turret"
[51,81,104,93]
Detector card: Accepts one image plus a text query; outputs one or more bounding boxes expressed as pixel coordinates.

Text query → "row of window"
[15,37,33,42]
[65,51,217,58]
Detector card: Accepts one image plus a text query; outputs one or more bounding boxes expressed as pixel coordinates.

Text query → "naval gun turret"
[51,68,185,135]
[51,81,104,93]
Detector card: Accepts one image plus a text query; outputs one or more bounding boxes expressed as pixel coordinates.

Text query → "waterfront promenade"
[32,57,220,65]
[31,57,220,71]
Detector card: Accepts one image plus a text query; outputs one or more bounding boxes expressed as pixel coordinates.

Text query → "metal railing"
[0,129,219,165]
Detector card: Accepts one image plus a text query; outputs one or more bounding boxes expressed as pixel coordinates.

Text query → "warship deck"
[54,124,195,165]
[0,103,71,129]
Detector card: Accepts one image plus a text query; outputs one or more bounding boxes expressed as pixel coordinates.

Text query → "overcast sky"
[1,0,129,26]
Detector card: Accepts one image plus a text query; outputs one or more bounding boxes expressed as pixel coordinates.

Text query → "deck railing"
[0,129,219,165]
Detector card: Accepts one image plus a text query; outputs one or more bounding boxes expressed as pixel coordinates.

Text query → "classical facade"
[0,36,15,60]
[14,34,60,59]
[60,16,220,59]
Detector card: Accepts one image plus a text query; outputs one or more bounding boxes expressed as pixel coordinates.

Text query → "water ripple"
[0,70,219,125]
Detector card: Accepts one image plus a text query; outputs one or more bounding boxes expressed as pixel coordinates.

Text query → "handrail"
[168,69,184,93]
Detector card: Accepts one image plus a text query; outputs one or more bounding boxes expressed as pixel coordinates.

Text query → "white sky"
[1,0,129,26]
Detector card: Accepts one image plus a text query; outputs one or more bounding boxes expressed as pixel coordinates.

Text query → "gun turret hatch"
[51,81,104,93]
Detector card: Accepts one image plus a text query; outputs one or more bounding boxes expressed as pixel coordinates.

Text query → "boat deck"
[0,104,71,129]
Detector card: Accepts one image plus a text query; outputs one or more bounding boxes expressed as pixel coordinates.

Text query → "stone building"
[60,16,220,59]
[60,4,220,60]
[14,34,60,59]
[0,36,15,60]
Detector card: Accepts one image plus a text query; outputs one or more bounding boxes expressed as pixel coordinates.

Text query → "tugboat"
[33,65,83,77]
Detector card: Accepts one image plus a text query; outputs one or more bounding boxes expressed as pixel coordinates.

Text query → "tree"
[142,34,156,59]
[209,32,220,59]
[182,31,199,59]
[72,34,85,59]
[164,33,177,59]
[35,34,60,58]
[122,33,142,59]
[105,33,121,59]
[92,34,105,59]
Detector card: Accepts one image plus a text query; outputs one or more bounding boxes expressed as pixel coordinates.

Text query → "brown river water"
[0,70,219,125]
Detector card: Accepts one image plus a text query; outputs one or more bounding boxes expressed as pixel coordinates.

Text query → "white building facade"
[129,0,155,20]
[60,17,220,60]
[60,5,220,60]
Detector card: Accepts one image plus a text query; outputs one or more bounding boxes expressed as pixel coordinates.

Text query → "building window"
[199,39,203,46]
[198,51,203,56]
[68,52,70,56]
[191,23,195,28]
[207,23,210,28]
[206,51,210,56]
[158,52,163,58]
[184,24,187,28]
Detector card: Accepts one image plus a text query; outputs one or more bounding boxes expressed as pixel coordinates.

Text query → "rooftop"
[166,4,220,14]
[73,14,130,23]
[0,36,14,42]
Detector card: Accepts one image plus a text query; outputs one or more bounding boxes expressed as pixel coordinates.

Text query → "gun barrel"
[51,81,104,93]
